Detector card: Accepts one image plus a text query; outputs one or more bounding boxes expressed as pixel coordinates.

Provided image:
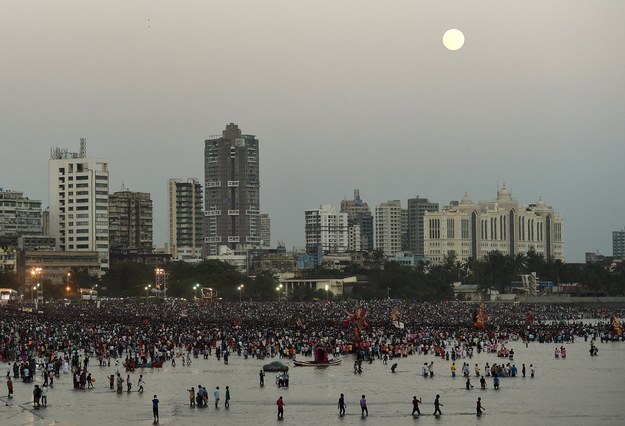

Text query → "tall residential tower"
[407,197,439,255]
[204,123,261,255]
[168,178,203,261]
[340,189,374,252]
[108,188,153,254]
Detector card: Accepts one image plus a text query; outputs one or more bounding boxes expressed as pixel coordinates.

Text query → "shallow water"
[1,339,623,426]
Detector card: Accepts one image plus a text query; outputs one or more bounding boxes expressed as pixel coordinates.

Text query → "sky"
[1,1,624,263]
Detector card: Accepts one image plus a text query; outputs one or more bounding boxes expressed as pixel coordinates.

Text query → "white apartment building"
[48,139,109,270]
[375,200,406,257]
[305,204,349,254]
[424,185,564,265]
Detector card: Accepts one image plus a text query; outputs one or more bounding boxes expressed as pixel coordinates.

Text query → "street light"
[237,284,244,302]
[276,284,283,301]
[30,267,42,303]
[155,267,166,298]
[325,284,329,301]
[194,284,199,300]
[145,285,151,300]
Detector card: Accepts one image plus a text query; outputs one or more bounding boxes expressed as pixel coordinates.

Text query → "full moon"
[443,29,465,51]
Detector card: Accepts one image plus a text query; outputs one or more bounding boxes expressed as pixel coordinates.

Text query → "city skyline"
[1,1,624,262]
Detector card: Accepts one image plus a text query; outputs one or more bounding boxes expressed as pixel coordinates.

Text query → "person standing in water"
[152,395,159,423]
[411,396,422,416]
[276,396,285,419]
[214,386,220,408]
[476,397,485,415]
[433,394,443,416]
[338,393,346,417]
[360,394,368,417]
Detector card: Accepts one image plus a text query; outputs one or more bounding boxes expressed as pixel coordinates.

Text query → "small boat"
[293,345,341,367]
[135,361,163,369]
[293,359,341,367]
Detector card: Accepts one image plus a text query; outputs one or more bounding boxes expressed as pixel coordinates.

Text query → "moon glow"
[443,29,465,51]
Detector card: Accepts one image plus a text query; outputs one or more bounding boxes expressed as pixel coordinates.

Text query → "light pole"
[325,284,329,301]
[145,285,151,300]
[155,267,166,298]
[194,284,199,300]
[276,284,283,301]
[238,284,244,302]
[30,267,42,304]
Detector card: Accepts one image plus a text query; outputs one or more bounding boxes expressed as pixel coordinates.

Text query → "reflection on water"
[1,339,623,426]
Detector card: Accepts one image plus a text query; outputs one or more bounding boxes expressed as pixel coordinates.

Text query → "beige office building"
[424,185,564,264]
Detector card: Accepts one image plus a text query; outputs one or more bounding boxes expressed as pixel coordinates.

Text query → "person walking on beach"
[7,376,13,398]
[530,364,535,378]
[360,394,368,417]
[33,385,42,408]
[152,395,159,423]
[411,396,422,416]
[41,384,47,406]
[225,386,230,409]
[188,387,195,407]
[476,397,485,415]
[259,369,265,386]
[137,375,145,393]
[338,393,346,417]
[276,396,285,419]
[214,386,220,408]
[433,394,443,416]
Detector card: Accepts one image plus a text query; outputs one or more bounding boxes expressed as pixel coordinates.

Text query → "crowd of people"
[1,299,623,420]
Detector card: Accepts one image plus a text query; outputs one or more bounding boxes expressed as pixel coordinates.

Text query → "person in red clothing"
[276,396,285,419]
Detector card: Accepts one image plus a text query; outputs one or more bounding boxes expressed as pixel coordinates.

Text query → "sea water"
[1,338,622,426]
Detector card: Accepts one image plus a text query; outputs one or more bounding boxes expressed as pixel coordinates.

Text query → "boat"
[293,345,341,367]
[135,361,163,369]
[293,358,341,367]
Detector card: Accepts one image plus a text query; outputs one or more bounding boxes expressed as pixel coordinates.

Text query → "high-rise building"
[613,229,625,259]
[424,185,564,265]
[0,189,43,237]
[204,123,261,255]
[168,178,203,261]
[259,213,271,247]
[48,139,110,270]
[305,205,349,254]
[108,189,153,254]
[340,189,374,252]
[407,197,439,255]
[375,200,405,257]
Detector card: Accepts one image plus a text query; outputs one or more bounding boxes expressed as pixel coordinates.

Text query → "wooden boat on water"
[293,345,341,367]
[134,361,163,369]
[293,358,341,367]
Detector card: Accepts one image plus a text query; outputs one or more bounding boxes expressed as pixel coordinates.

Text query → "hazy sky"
[2,1,624,262]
